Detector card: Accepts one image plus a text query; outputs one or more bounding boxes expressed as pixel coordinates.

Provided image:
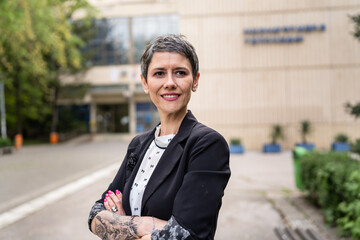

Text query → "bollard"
[50,132,59,144]
[15,134,23,149]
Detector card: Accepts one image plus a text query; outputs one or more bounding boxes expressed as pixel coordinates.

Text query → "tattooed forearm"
[93,211,140,240]
[95,216,109,240]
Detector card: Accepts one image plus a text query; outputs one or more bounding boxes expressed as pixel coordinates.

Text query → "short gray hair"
[140,34,199,82]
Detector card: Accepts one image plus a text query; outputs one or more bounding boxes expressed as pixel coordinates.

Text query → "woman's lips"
[161,93,180,101]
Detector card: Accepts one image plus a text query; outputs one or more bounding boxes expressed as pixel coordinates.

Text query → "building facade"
[60,0,360,150]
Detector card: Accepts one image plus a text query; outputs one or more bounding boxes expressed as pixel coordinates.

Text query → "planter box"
[295,143,315,151]
[230,145,244,154]
[263,144,281,153]
[331,142,350,152]
[0,146,13,155]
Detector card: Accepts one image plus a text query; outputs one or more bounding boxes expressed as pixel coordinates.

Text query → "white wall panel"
[179,0,360,15]
[329,9,360,65]
[331,68,360,122]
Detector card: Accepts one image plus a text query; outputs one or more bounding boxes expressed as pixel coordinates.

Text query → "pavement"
[0,135,349,240]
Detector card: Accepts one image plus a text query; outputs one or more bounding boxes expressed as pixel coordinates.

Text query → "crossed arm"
[90,190,167,240]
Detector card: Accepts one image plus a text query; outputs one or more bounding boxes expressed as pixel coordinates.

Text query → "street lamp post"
[0,77,7,139]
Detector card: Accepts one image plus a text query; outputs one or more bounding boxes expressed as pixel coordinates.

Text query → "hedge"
[300,151,360,239]
[0,137,11,147]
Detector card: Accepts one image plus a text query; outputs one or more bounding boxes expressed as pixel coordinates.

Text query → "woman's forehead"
[148,52,191,69]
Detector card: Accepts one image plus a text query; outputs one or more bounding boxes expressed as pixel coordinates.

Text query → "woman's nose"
[164,74,176,89]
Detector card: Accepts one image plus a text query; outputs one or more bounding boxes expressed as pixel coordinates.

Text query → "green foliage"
[270,124,284,144]
[334,133,349,143]
[230,138,242,145]
[350,14,360,42]
[345,102,360,119]
[301,151,360,238]
[337,171,360,237]
[300,120,312,143]
[0,0,96,139]
[352,139,360,155]
[0,137,11,147]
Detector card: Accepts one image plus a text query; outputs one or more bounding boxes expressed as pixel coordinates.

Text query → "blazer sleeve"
[172,131,231,239]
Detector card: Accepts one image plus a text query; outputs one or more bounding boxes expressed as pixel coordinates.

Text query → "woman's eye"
[154,72,164,77]
[175,71,187,76]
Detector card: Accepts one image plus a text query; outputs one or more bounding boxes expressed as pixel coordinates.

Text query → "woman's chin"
[160,107,187,117]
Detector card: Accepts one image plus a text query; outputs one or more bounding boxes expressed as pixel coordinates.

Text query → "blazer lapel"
[122,129,155,215]
[141,110,198,211]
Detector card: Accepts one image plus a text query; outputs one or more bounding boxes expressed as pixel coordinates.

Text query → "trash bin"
[292,146,308,190]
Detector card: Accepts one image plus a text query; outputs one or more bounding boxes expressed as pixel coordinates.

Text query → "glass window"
[133,14,178,63]
[84,18,129,66]
[83,14,178,66]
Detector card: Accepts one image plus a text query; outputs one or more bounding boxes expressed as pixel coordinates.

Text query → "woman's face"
[141,51,199,119]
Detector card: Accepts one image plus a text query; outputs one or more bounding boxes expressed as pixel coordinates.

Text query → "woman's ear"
[192,73,200,92]
[140,75,149,94]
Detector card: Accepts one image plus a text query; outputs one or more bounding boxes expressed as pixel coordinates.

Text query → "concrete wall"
[66,0,360,149]
[180,0,360,150]
[88,0,177,18]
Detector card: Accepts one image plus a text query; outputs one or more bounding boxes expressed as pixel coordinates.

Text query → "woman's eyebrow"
[151,67,166,71]
[174,67,189,71]
[151,67,189,71]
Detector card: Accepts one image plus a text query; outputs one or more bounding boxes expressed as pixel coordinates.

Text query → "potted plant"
[263,124,284,153]
[295,120,315,150]
[0,137,12,154]
[331,133,350,152]
[229,138,244,154]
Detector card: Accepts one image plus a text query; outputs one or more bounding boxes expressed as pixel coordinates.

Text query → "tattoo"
[89,202,106,231]
[93,212,140,240]
[95,216,109,240]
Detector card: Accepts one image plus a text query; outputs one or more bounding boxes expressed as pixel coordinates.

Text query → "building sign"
[243,24,326,45]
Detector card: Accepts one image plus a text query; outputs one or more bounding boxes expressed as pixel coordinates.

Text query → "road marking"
[0,163,119,229]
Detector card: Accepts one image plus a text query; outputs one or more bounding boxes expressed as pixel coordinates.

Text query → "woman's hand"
[104,189,126,215]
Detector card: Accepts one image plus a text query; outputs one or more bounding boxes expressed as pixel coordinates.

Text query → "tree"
[350,14,360,41]
[271,124,284,144]
[300,120,312,143]
[45,0,97,134]
[347,15,360,119]
[0,0,96,140]
[348,16,360,117]
[345,102,360,119]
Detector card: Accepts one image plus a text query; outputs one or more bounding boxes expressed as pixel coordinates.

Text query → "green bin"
[292,146,308,190]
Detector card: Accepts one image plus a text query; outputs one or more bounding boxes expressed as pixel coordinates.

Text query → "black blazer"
[96,110,231,239]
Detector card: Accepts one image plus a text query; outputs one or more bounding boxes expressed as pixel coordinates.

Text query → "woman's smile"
[161,93,181,101]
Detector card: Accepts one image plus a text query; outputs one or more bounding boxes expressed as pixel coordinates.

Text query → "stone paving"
[0,136,346,239]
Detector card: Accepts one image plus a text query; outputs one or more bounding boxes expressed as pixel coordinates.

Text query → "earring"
[144,89,148,93]
[193,87,197,92]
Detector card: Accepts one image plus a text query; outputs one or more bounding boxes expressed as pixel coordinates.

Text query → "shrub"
[334,133,349,143]
[230,138,242,145]
[0,138,12,147]
[337,171,360,237]
[352,139,360,155]
[300,151,360,238]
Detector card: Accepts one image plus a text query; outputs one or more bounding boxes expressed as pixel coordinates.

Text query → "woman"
[88,34,230,240]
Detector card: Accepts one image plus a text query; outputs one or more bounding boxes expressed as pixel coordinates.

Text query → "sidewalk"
[0,139,346,240]
[216,151,348,240]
